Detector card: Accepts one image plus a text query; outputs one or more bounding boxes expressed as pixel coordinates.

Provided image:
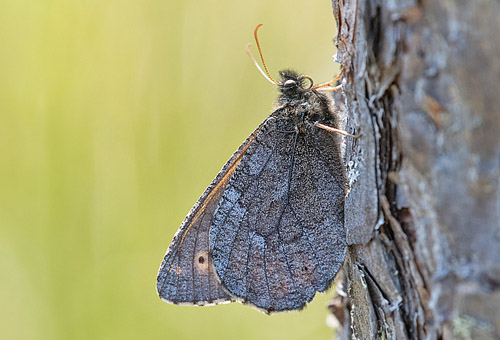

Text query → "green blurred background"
[0,1,341,339]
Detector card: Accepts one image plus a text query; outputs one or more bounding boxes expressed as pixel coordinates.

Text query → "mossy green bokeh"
[0,1,341,339]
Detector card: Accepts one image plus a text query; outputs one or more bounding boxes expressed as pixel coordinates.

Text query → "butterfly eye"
[284,79,296,88]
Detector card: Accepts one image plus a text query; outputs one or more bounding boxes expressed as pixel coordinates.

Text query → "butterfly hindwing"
[209,110,347,312]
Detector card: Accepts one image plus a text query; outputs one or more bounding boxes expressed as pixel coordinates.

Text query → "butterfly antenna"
[246,24,278,85]
[245,43,276,85]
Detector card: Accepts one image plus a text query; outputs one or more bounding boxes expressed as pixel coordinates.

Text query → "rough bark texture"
[330,0,500,339]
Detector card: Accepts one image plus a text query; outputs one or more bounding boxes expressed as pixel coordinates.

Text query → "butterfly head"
[278,70,314,99]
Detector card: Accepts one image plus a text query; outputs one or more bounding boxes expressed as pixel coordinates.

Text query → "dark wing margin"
[156,118,269,305]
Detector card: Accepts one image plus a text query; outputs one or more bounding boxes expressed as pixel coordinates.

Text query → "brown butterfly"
[156,24,358,313]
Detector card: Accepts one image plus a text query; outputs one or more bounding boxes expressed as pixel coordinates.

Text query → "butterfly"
[156,24,357,313]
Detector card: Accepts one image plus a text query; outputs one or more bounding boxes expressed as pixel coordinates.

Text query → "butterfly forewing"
[156,124,266,305]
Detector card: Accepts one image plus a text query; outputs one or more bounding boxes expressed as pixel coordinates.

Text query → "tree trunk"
[329,0,500,339]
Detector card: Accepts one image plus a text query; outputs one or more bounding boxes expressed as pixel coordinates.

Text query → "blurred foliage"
[0,1,340,339]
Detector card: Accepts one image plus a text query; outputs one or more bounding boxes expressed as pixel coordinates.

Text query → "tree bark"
[330,0,500,339]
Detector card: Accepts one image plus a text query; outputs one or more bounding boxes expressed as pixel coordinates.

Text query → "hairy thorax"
[274,69,339,134]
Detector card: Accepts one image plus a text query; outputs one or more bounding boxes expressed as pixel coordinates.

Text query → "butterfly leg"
[314,122,362,139]
[312,68,344,90]
[319,84,342,92]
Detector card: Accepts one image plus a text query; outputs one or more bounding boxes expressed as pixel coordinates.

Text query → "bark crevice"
[330,0,500,339]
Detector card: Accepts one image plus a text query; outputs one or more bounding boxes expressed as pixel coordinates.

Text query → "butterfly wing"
[209,115,347,312]
[156,122,266,305]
